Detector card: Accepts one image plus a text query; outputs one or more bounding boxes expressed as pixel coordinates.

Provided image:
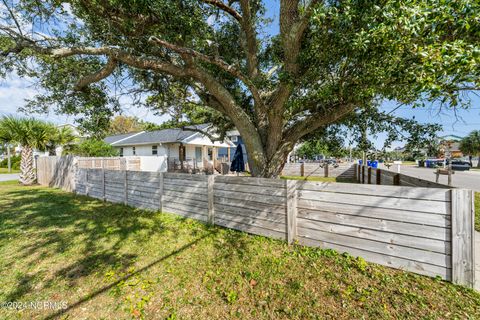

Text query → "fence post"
[207,175,215,225]
[158,172,164,212]
[367,167,372,184]
[300,163,305,177]
[286,179,298,244]
[376,168,381,185]
[451,189,475,288]
[361,166,365,184]
[102,159,106,201]
[86,169,90,196]
[324,163,329,177]
[393,174,400,186]
[124,170,128,206]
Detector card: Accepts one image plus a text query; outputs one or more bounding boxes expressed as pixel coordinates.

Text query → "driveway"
[380,164,480,192]
[0,173,19,182]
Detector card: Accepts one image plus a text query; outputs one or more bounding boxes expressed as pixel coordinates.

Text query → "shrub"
[0,154,20,170]
[66,139,118,157]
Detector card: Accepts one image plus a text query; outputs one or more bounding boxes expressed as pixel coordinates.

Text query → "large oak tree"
[1,0,479,177]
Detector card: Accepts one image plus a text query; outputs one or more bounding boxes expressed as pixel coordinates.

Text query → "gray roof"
[107,124,210,146]
[104,132,140,144]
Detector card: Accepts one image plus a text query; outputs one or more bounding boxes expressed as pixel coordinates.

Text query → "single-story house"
[104,124,236,172]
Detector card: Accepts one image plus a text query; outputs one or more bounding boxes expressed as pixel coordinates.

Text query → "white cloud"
[0,73,170,126]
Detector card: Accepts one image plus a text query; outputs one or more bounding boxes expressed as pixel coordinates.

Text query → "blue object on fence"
[371,161,378,168]
[230,144,245,173]
[367,160,372,167]
[358,160,363,165]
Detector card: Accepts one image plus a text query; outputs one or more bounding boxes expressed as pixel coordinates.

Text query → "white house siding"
[118,144,167,157]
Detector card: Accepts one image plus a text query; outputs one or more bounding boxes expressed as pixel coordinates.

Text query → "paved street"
[0,173,19,182]
[379,164,480,192]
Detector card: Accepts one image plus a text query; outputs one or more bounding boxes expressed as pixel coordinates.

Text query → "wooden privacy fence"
[282,163,356,179]
[74,168,476,288]
[355,164,450,188]
[37,156,76,191]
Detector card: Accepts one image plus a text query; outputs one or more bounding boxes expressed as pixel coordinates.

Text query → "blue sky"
[0,0,479,148]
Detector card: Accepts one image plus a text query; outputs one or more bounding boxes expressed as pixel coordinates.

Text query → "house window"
[132,146,136,155]
[230,135,238,142]
[119,147,123,157]
[152,145,158,155]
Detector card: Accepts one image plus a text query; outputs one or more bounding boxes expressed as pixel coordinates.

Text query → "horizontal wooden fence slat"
[298,189,449,215]
[296,227,451,268]
[214,189,286,205]
[214,218,286,240]
[163,184,208,195]
[297,216,450,254]
[214,196,286,215]
[297,181,450,202]
[39,162,475,287]
[297,209,450,241]
[296,198,451,228]
[214,175,286,187]
[298,237,450,280]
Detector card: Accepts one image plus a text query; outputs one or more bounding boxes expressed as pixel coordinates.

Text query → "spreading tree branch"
[74,57,118,91]
[149,36,263,110]
[199,0,242,22]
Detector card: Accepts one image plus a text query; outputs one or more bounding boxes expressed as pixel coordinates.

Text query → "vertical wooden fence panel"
[286,179,298,244]
[451,189,475,288]
[208,175,215,225]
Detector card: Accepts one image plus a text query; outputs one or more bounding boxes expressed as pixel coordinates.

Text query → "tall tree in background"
[0,0,479,177]
[0,116,54,185]
[108,116,145,135]
[460,131,480,168]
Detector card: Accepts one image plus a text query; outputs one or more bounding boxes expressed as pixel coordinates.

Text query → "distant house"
[438,134,464,158]
[104,124,236,172]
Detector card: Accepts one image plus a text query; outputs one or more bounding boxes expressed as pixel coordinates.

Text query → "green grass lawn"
[0,183,479,319]
[0,168,20,174]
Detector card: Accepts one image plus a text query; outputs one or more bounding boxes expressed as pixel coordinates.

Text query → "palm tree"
[0,116,54,185]
[46,126,77,156]
[460,130,480,168]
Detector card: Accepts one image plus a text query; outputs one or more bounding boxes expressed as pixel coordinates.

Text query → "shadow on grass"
[43,233,212,320]
[0,187,169,299]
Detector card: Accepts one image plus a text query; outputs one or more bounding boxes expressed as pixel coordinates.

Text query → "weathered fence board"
[67,167,477,288]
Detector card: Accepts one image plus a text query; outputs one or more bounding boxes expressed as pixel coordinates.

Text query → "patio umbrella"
[230,144,245,173]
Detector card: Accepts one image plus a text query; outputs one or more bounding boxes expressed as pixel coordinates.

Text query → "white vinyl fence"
[73,168,475,288]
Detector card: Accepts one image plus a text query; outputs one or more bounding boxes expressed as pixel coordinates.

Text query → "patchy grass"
[475,192,480,232]
[280,175,355,183]
[0,184,479,319]
[0,168,19,174]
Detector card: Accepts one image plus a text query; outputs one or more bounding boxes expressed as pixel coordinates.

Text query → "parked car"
[448,160,471,171]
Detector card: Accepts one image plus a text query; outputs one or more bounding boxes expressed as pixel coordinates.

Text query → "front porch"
[166,143,234,174]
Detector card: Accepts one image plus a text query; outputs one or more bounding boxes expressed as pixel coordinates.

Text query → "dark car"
[449,160,471,171]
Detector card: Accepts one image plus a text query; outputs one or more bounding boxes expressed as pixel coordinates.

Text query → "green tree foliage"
[0,154,20,170]
[300,105,441,159]
[66,139,118,157]
[45,126,77,155]
[0,116,54,184]
[460,130,480,167]
[108,115,146,135]
[0,0,478,176]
